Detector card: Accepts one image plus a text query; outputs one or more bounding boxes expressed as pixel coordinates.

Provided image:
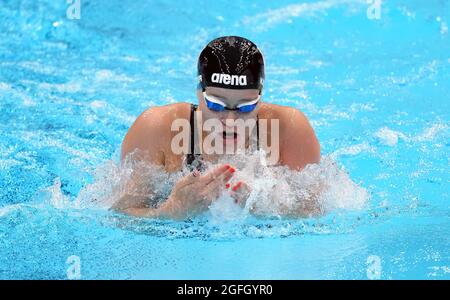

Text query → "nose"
[220,110,238,123]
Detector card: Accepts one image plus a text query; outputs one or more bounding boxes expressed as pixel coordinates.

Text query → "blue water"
[0,0,449,279]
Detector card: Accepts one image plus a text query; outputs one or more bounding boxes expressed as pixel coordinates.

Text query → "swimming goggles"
[203,91,260,113]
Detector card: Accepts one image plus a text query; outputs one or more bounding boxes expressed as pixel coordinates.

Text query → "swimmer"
[112,36,320,219]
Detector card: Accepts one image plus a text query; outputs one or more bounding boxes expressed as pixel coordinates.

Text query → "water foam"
[242,0,365,32]
[374,123,448,146]
[4,149,370,239]
[74,150,369,221]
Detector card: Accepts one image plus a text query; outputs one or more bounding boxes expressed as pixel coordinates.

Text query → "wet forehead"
[205,87,259,102]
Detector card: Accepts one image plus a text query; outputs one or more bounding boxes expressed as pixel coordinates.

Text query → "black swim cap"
[197,36,265,92]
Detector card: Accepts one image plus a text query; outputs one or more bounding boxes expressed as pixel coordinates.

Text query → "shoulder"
[259,103,321,170]
[121,102,192,161]
[134,102,191,128]
[259,103,310,131]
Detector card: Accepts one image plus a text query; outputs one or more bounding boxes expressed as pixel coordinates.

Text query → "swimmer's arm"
[114,201,173,219]
[111,189,172,218]
[274,108,322,217]
[117,207,160,218]
[120,106,167,163]
[111,190,179,219]
[279,108,321,171]
[113,107,167,214]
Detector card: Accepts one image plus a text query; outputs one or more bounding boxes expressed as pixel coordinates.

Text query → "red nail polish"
[229,167,235,173]
[225,183,230,189]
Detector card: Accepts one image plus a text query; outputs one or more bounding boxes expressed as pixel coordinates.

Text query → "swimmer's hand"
[229,181,251,208]
[157,164,235,220]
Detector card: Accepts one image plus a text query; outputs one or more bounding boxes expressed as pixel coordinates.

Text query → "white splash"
[374,127,405,146]
[0,204,21,217]
[0,82,11,90]
[33,177,72,210]
[332,142,375,157]
[75,152,179,210]
[73,150,369,220]
[208,194,247,224]
[415,123,448,142]
[242,0,366,32]
[94,69,134,83]
[374,123,448,146]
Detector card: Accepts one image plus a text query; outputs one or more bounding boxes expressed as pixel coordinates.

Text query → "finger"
[230,181,251,206]
[177,170,201,187]
[197,167,236,205]
[201,171,236,202]
[232,181,251,193]
[194,169,233,207]
[201,185,221,204]
[197,188,220,208]
[200,164,231,185]
[231,181,244,192]
[205,166,235,190]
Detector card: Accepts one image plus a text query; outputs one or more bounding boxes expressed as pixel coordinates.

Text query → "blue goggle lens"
[238,102,258,113]
[205,97,258,113]
[205,99,226,111]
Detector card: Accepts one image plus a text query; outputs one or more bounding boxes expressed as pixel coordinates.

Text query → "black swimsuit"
[186,104,203,171]
[185,104,259,171]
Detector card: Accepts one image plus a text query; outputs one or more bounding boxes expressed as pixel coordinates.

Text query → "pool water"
[0,0,449,279]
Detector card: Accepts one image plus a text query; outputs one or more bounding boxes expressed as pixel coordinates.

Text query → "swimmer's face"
[197,86,262,147]
[197,87,261,121]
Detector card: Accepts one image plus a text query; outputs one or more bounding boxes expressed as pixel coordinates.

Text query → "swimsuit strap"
[256,116,260,151]
[186,104,260,168]
[186,104,202,170]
